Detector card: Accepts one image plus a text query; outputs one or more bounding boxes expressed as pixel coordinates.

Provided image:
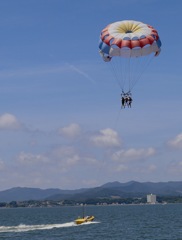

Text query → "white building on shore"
[147,194,157,204]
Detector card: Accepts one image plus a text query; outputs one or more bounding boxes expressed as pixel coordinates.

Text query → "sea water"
[0,204,182,240]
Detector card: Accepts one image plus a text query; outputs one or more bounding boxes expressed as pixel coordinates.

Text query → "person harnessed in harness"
[121,91,133,108]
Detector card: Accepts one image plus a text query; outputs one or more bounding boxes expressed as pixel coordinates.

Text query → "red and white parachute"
[99,20,162,93]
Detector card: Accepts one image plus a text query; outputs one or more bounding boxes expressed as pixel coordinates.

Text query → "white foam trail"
[0,221,100,233]
[0,222,76,233]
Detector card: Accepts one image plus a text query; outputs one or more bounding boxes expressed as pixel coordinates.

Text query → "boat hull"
[75,216,95,225]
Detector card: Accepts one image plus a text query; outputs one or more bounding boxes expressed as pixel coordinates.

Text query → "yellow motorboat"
[75,215,95,225]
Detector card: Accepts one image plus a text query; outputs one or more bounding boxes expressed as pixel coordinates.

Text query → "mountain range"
[0,181,182,202]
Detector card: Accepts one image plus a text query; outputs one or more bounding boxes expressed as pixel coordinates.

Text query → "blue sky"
[0,0,182,190]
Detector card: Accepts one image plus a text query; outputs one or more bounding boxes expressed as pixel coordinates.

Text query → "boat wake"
[0,222,75,233]
[76,221,99,226]
[0,221,99,233]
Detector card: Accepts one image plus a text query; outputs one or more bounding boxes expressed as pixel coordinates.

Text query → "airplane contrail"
[69,64,96,84]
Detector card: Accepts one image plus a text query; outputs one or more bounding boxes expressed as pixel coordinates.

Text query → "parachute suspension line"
[108,53,155,94]
[109,57,122,90]
[121,56,127,91]
[127,54,141,92]
[121,55,132,93]
[119,52,126,92]
[128,56,132,92]
[118,54,127,92]
[129,54,154,91]
[128,56,140,91]
[118,53,126,91]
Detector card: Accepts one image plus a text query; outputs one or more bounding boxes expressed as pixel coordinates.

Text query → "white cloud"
[84,157,98,165]
[91,128,120,147]
[59,123,81,138]
[51,146,81,166]
[112,147,156,162]
[0,160,5,171]
[148,164,157,171]
[115,164,128,172]
[168,133,182,149]
[168,160,182,174]
[0,113,21,130]
[65,154,80,165]
[18,152,49,165]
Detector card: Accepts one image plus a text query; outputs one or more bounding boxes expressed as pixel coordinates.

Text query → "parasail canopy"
[99,20,162,93]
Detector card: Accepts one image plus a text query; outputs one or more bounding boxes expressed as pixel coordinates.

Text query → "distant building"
[147,194,156,204]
